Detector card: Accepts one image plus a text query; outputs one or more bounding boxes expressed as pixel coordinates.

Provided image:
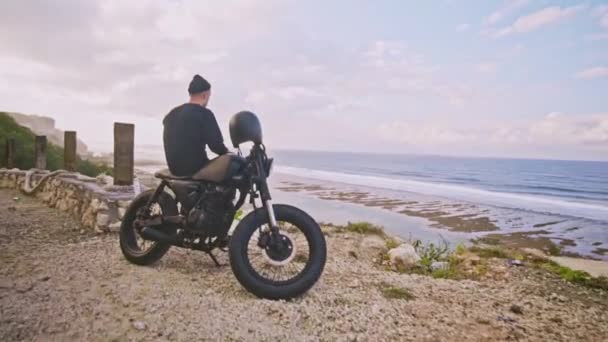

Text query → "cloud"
[377,113,608,152]
[575,67,608,80]
[494,5,585,38]
[0,1,604,160]
[476,62,498,74]
[585,32,608,42]
[456,23,470,32]
[0,0,474,154]
[377,123,478,146]
[483,0,529,26]
[592,5,608,29]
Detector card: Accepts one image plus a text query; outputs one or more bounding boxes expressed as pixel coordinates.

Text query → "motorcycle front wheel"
[229,204,327,300]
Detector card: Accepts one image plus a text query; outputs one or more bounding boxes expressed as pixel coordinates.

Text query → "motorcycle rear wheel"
[119,190,177,265]
[229,204,327,300]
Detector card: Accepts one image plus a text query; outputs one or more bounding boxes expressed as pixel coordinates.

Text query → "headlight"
[264,158,274,176]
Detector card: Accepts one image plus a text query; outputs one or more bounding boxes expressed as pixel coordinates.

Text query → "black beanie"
[188,74,211,94]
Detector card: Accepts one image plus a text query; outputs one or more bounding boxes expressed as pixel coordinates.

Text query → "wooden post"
[34,135,47,169]
[113,122,134,185]
[64,131,77,171]
[5,138,16,168]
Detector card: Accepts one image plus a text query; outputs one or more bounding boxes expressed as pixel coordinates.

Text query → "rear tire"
[229,204,326,300]
[119,190,177,266]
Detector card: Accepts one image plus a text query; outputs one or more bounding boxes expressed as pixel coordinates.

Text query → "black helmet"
[229,111,263,147]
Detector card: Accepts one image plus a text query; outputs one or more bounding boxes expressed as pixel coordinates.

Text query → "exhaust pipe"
[140,227,178,244]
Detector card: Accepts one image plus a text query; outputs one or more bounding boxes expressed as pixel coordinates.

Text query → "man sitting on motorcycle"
[162,74,230,177]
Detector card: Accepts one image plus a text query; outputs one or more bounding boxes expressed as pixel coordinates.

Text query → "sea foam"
[275,165,608,222]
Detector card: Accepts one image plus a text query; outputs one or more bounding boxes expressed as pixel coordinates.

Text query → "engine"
[186,185,236,238]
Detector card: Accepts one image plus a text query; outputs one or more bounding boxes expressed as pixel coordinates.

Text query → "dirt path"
[1,189,607,341]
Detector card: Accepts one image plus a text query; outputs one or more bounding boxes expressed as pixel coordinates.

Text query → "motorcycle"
[119,111,327,300]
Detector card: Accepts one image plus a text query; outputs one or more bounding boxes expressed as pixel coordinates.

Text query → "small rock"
[476,317,491,325]
[132,321,146,331]
[430,261,449,271]
[509,304,523,315]
[497,315,517,323]
[118,207,127,220]
[15,282,34,293]
[7,206,16,212]
[348,280,360,288]
[96,213,110,227]
[388,243,420,270]
[549,292,567,302]
[508,259,523,267]
[108,221,122,232]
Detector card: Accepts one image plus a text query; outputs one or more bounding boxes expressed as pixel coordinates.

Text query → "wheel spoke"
[245,220,313,284]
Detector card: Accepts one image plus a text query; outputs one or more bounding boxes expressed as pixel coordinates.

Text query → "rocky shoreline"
[1,189,607,341]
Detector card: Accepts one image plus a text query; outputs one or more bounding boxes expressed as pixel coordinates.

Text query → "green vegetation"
[342,221,385,236]
[380,285,415,300]
[528,256,608,291]
[325,220,608,291]
[0,112,111,177]
[416,239,450,270]
[385,238,400,250]
[547,244,562,256]
[468,246,512,259]
[377,238,477,280]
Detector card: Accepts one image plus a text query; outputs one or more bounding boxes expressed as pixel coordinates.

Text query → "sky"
[0,0,607,161]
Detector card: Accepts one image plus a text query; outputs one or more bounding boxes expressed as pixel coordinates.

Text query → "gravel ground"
[1,189,607,341]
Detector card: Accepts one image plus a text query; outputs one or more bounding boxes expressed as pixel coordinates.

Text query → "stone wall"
[0,168,145,233]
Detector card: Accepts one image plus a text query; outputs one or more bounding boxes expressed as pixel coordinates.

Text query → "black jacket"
[163,103,229,176]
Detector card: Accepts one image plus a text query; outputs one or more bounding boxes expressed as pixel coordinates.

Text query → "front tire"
[119,190,177,266]
[229,204,327,300]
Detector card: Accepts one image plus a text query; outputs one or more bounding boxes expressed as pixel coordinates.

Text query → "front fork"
[252,145,278,233]
[258,178,277,233]
[263,199,278,232]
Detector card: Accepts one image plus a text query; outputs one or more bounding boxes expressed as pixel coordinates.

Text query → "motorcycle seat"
[153,169,192,180]
[154,154,245,183]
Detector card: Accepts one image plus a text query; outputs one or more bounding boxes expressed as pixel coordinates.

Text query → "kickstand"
[206,251,222,267]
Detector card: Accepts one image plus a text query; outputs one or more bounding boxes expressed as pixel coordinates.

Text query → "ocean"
[134,147,608,259]
[271,150,608,221]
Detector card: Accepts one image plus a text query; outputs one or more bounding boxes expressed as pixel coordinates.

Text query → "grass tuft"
[381,286,415,300]
[469,246,512,259]
[343,221,385,236]
[385,238,400,250]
